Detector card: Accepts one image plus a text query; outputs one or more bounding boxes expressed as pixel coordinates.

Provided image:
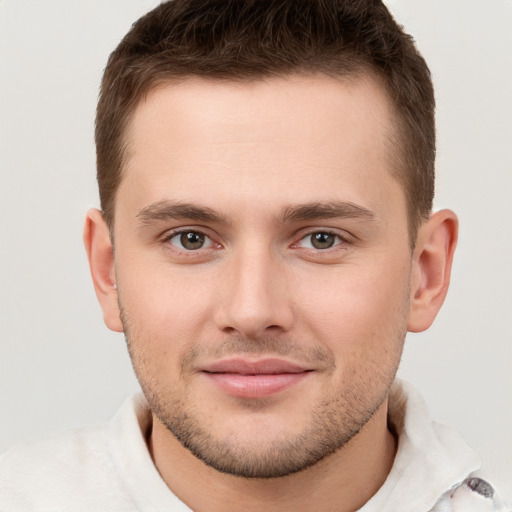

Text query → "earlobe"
[408,209,458,333]
[83,209,123,333]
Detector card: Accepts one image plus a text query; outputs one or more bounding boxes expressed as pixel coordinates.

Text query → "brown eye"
[181,232,204,250]
[310,232,337,249]
[296,231,343,250]
[168,231,212,250]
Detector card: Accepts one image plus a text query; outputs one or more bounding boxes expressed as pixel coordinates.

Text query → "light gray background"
[1,0,511,495]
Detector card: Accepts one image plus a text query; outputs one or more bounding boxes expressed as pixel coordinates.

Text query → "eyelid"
[291,228,352,250]
[158,225,354,254]
[161,226,222,251]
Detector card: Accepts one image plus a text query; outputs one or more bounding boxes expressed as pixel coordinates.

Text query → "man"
[0,1,509,510]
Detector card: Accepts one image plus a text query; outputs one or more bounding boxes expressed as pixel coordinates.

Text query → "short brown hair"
[96,0,435,241]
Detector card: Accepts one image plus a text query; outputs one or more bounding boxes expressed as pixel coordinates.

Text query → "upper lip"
[201,358,311,375]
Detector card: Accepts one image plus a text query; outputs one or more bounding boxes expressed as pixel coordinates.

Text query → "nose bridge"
[216,238,292,337]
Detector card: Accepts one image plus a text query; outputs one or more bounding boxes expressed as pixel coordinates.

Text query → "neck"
[149,400,397,512]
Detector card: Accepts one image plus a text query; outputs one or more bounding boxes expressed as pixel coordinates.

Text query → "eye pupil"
[180,232,204,250]
[311,232,335,249]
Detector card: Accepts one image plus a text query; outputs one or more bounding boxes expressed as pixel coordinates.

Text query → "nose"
[214,243,295,339]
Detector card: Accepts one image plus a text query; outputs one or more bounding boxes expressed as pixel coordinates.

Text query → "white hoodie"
[0,380,509,511]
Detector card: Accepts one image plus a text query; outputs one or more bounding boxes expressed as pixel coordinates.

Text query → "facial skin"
[85,74,457,511]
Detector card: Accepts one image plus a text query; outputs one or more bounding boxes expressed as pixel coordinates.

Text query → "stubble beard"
[120,306,405,479]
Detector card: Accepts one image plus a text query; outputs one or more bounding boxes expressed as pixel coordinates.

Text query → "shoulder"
[0,413,138,511]
[1,422,110,478]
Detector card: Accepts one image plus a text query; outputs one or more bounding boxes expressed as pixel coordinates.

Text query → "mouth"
[200,358,314,398]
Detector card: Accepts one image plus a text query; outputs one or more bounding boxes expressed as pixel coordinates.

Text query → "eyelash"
[161,228,350,253]
[162,229,219,252]
[293,230,348,251]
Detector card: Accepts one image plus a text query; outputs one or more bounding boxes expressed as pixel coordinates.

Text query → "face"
[112,74,412,478]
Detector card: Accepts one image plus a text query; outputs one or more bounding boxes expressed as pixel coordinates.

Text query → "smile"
[201,358,314,398]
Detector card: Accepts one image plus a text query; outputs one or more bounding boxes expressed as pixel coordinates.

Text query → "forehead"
[118,74,403,221]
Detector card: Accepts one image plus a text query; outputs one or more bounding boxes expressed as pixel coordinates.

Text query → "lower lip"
[203,372,310,398]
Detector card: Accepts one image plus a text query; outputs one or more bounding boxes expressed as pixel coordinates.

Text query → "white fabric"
[0,380,504,511]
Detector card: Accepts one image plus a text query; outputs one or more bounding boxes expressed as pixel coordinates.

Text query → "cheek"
[116,256,217,360]
[295,257,411,355]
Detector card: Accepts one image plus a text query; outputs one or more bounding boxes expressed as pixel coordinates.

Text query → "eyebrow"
[136,199,376,227]
[278,201,376,223]
[137,201,230,226]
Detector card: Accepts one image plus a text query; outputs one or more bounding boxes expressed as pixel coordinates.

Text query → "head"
[95,0,436,242]
[85,0,457,479]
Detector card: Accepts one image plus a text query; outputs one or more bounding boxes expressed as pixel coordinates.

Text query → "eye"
[167,230,215,251]
[297,231,343,250]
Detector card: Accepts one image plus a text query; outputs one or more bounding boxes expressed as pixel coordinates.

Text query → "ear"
[408,209,458,333]
[83,209,123,333]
